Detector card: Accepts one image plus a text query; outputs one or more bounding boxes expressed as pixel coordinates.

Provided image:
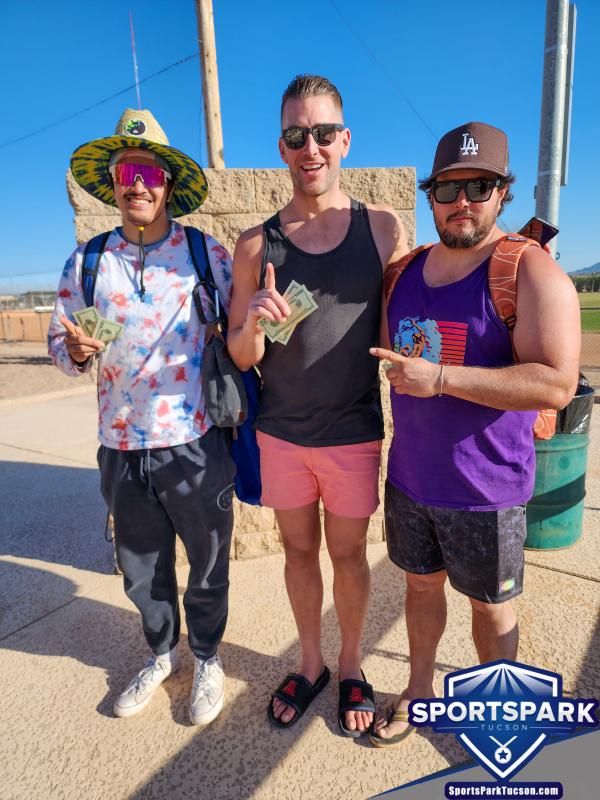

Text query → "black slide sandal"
[267,667,331,728]
[338,671,375,738]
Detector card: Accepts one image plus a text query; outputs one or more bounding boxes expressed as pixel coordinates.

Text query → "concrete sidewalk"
[1,390,599,800]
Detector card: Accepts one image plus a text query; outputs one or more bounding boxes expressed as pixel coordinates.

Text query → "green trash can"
[525,433,590,549]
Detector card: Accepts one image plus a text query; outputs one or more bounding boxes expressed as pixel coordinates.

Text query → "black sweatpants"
[98,428,235,659]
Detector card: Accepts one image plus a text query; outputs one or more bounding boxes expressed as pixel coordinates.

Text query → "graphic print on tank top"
[393,317,468,365]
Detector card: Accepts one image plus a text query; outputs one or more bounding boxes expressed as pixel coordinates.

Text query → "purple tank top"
[386,249,536,510]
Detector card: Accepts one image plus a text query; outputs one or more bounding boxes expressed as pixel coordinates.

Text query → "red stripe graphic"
[437,321,468,366]
[438,320,467,329]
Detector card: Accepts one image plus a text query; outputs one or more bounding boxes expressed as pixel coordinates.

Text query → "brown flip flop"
[368,705,416,747]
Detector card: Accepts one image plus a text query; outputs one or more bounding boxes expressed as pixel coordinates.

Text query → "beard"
[435,212,496,249]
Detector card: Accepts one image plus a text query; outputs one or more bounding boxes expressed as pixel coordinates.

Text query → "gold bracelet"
[438,363,445,397]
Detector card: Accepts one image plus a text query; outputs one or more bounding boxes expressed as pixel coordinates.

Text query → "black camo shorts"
[384,480,527,604]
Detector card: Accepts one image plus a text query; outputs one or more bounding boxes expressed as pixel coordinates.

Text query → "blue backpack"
[81,227,262,506]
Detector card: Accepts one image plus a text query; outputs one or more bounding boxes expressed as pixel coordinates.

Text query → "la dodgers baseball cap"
[427,121,509,180]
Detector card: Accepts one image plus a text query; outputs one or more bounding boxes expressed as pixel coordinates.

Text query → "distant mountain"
[569,263,600,276]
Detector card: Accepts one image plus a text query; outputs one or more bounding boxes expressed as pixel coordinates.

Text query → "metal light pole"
[535,0,577,258]
[196,0,225,168]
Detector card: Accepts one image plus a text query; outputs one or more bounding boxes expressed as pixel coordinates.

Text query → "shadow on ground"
[573,608,600,701]
[0,354,53,366]
[0,460,113,573]
[11,532,600,795]
[125,557,468,799]
[1,557,462,798]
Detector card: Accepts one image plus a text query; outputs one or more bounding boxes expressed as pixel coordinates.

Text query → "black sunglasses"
[432,177,502,204]
[281,123,345,149]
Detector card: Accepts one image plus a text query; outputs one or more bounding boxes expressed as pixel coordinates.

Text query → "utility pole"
[535,0,576,258]
[196,0,225,168]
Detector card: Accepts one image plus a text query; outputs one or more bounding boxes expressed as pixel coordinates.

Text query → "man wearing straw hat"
[48,109,235,725]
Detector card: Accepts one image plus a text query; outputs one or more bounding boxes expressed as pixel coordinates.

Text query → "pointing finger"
[264,262,277,292]
[369,347,404,364]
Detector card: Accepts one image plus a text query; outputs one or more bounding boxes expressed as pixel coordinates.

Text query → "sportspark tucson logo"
[409,660,598,798]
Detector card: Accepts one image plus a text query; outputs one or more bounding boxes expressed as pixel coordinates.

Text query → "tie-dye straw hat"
[70,108,208,217]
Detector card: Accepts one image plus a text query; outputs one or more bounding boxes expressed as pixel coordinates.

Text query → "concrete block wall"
[68,166,416,559]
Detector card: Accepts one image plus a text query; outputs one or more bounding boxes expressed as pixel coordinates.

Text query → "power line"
[328,3,513,234]
[0,269,61,278]
[328,0,438,142]
[0,52,199,150]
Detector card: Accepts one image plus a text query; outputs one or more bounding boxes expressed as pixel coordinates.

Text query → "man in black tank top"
[228,74,408,737]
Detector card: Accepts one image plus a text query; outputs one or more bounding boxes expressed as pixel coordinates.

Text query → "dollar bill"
[92,318,124,343]
[273,284,318,344]
[272,307,312,345]
[260,281,318,344]
[265,292,311,343]
[262,298,312,344]
[73,306,101,337]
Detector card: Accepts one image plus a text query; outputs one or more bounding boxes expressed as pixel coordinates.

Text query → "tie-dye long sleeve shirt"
[48,222,233,450]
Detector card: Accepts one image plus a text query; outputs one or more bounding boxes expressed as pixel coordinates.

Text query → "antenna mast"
[129,10,142,110]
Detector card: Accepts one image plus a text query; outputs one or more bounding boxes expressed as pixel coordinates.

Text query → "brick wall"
[68,166,416,559]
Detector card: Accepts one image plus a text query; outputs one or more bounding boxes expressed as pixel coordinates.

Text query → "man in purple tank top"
[228,75,408,736]
[369,122,580,746]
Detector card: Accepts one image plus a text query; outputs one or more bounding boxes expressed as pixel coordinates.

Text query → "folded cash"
[73,306,101,337]
[274,283,318,345]
[73,306,123,344]
[260,280,318,345]
[92,318,124,343]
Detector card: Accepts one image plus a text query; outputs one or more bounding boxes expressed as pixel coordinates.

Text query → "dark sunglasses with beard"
[432,177,502,204]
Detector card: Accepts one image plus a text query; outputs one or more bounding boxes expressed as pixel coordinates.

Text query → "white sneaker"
[113,648,180,718]
[189,653,225,726]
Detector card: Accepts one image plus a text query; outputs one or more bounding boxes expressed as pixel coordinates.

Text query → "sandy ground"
[0,341,94,400]
[1,342,599,799]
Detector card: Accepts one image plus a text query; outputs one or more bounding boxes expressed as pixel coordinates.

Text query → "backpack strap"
[488,234,539,335]
[384,244,434,307]
[82,231,111,307]
[184,226,226,329]
[489,234,555,439]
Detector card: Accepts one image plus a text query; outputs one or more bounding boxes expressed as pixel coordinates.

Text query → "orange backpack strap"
[488,235,539,333]
[384,244,434,307]
[489,235,556,440]
[532,410,558,440]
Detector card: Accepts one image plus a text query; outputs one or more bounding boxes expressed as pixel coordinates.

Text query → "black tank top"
[256,199,384,446]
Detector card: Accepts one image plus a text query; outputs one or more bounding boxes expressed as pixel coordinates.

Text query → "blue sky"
[1,0,598,293]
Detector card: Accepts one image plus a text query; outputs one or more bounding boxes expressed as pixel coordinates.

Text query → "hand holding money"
[73,307,123,344]
[246,262,291,330]
[259,279,318,345]
[60,314,105,364]
[73,306,101,337]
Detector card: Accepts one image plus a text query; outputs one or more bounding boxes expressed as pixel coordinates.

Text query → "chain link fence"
[579,290,600,374]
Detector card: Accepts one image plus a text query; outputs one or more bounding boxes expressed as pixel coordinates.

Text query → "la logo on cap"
[460,132,479,156]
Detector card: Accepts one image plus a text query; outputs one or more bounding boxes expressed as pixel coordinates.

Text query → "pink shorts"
[256,431,382,518]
